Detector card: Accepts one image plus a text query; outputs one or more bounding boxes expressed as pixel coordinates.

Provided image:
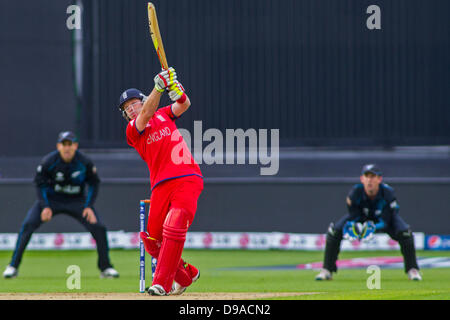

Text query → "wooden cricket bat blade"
[147,2,169,70]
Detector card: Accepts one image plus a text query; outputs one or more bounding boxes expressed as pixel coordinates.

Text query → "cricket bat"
[147,2,169,70]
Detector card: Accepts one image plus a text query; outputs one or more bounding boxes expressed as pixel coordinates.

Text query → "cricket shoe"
[100,267,120,278]
[170,264,200,295]
[3,265,18,279]
[148,284,168,296]
[315,268,332,281]
[407,268,422,281]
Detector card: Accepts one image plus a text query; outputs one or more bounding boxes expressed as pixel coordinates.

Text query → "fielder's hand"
[154,67,177,92]
[41,207,53,222]
[168,80,185,102]
[82,207,97,224]
[359,221,376,242]
[343,221,359,241]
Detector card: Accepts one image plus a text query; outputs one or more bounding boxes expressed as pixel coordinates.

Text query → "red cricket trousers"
[147,175,203,241]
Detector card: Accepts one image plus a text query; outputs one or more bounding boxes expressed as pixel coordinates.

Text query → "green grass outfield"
[0,249,449,300]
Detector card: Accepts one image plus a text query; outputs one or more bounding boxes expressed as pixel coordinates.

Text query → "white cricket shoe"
[315,268,332,281]
[3,265,18,279]
[407,268,422,281]
[100,267,120,278]
[170,269,201,295]
[148,284,167,296]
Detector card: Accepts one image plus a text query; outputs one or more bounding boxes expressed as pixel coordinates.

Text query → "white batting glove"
[154,67,177,92]
[168,81,185,101]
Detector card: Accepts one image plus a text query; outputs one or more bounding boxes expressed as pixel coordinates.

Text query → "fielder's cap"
[118,88,145,109]
[57,131,78,143]
[361,164,382,176]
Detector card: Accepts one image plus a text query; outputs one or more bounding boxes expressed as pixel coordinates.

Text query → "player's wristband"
[176,93,187,104]
[154,85,165,93]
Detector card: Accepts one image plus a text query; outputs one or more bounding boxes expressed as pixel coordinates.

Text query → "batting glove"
[359,221,376,242]
[168,80,185,102]
[154,67,177,92]
[343,221,360,241]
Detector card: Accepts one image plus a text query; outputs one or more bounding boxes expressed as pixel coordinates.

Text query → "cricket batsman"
[118,68,202,296]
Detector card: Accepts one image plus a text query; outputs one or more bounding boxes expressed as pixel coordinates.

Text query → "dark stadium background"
[0,0,449,234]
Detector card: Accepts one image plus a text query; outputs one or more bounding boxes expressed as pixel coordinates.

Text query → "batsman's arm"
[171,93,191,118]
[135,68,177,131]
[169,81,190,118]
[135,88,162,132]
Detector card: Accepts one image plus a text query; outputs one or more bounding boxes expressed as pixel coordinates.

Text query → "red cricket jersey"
[126,104,202,190]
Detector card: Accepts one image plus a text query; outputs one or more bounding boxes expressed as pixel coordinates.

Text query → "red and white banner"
[0,231,425,251]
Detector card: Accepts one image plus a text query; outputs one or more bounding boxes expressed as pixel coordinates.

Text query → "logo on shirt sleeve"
[390,200,399,209]
[156,114,166,122]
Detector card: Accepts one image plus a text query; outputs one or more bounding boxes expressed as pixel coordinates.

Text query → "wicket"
[139,199,157,293]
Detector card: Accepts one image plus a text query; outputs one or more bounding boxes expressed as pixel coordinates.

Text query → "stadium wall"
[0,179,449,234]
[1,0,449,156]
[80,0,450,148]
[0,0,77,156]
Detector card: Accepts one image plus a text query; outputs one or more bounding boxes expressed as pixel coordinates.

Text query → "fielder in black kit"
[3,131,119,279]
[315,164,422,281]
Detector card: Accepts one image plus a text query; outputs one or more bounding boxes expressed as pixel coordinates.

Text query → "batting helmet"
[118,88,146,121]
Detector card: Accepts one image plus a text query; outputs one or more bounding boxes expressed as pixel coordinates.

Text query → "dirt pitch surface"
[0,292,319,300]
